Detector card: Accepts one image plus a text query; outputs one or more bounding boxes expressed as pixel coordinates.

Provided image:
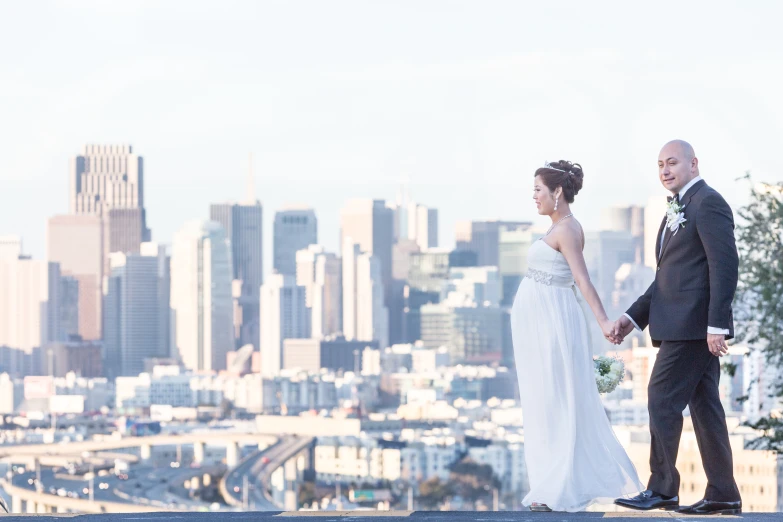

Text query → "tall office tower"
[455,220,532,267]
[340,199,394,291]
[70,144,150,271]
[340,199,394,342]
[356,253,389,349]
[58,276,80,341]
[0,236,22,260]
[601,205,645,262]
[407,203,438,251]
[103,244,170,378]
[296,245,341,339]
[0,257,61,359]
[342,238,388,348]
[341,239,361,341]
[210,199,263,349]
[274,206,317,276]
[260,274,308,377]
[170,221,234,372]
[47,215,103,341]
[643,195,668,270]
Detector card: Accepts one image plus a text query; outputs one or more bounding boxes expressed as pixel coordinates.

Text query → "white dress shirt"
[625,176,730,336]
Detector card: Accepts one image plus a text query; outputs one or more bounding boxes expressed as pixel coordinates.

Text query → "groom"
[613,140,741,515]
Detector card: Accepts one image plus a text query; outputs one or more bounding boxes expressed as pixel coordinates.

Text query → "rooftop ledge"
[0,511,772,521]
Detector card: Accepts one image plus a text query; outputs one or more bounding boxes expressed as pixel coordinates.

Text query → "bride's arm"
[556,228,620,344]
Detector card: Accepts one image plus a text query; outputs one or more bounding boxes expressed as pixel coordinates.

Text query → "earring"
[554,195,559,211]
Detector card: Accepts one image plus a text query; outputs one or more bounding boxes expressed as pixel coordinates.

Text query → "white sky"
[2,1,782,273]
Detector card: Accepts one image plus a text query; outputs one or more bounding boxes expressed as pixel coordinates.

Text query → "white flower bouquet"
[594,355,625,394]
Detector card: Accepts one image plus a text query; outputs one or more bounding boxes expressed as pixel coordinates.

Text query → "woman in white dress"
[511,160,643,512]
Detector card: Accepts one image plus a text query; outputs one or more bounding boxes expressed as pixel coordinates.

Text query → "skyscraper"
[498,227,542,307]
[70,144,150,271]
[210,200,263,349]
[342,238,388,348]
[340,199,394,341]
[356,252,389,349]
[455,220,532,267]
[274,206,317,276]
[644,195,668,270]
[296,245,341,339]
[103,245,170,378]
[407,204,438,251]
[260,274,308,377]
[47,215,103,341]
[0,257,61,358]
[340,199,394,291]
[170,221,234,372]
[70,144,146,220]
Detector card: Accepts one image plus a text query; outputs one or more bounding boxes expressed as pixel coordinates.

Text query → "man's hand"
[707,333,729,357]
[600,319,622,345]
[611,315,635,343]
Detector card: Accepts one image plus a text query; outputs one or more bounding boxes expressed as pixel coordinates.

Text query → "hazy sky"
[2,1,782,274]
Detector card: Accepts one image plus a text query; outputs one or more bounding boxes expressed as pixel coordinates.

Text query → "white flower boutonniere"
[665,199,687,235]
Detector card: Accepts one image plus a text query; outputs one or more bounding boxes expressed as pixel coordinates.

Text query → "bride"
[511,160,643,512]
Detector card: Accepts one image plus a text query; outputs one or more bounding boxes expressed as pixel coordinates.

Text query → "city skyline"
[3,2,783,277]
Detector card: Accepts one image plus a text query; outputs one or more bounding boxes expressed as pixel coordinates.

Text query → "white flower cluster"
[594,355,625,394]
[665,200,687,235]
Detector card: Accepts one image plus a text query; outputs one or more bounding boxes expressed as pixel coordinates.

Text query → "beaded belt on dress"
[525,268,575,288]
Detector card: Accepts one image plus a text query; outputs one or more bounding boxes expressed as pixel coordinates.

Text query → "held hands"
[601,319,624,345]
[707,333,729,357]
[603,315,635,345]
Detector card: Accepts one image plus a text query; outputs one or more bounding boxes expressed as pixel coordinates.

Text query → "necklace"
[543,213,573,237]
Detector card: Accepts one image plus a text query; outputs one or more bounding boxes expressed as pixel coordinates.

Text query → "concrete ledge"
[0,511,773,521]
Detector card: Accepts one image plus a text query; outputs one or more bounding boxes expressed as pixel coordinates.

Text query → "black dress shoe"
[614,490,679,511]
[676,499,742,515]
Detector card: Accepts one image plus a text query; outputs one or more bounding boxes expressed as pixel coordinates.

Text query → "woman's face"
[533,175,556,216]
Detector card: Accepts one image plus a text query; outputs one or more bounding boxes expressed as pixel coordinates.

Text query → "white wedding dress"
[511,239,643,512]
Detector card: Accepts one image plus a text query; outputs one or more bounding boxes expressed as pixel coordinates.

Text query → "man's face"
[658,142,697,194]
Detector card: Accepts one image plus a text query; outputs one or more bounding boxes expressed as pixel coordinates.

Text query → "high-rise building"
[342,239,388,348]
[70,144,150,274]
[58,276,80,341]
[601,205,645,263]
[210,200,263,349]
[70,144,146,220]
[0,257,61,357]
[340,199,394,293]
[274,206,317,276]
[0,236,22,260]
[283,337,379,373]
[455,220,532,267]
[170,221,234,372]
[47,215,103,341]
[420,303,505,363]
[103,244,170,378]
[260,274,308,377]
[106,208,145,260]
[407,204,438,251]
[296,245,341,339]
[356,252,389,349]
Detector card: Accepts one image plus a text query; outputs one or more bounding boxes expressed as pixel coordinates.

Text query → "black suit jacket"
[626,180,738,346]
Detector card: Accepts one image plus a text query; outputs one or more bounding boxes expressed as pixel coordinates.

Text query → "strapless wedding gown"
[511,239,643,512]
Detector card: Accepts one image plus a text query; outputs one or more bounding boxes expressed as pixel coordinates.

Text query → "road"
[222,436,313,511]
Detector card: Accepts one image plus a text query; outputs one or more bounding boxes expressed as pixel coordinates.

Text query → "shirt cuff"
[624,313,641,332]
[707,326,730,335]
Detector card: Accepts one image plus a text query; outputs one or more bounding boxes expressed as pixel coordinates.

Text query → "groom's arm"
[625,281,654,331]
[697,193,739,332]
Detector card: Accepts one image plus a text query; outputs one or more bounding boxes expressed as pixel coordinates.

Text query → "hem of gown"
[522,485,644,513]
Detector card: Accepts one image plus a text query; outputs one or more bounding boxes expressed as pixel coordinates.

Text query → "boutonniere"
[665,199,687,235]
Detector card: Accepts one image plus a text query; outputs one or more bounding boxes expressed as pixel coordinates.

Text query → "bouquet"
[594,355,625,394]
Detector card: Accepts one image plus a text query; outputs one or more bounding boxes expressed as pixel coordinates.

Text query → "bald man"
[613,140,741,515]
